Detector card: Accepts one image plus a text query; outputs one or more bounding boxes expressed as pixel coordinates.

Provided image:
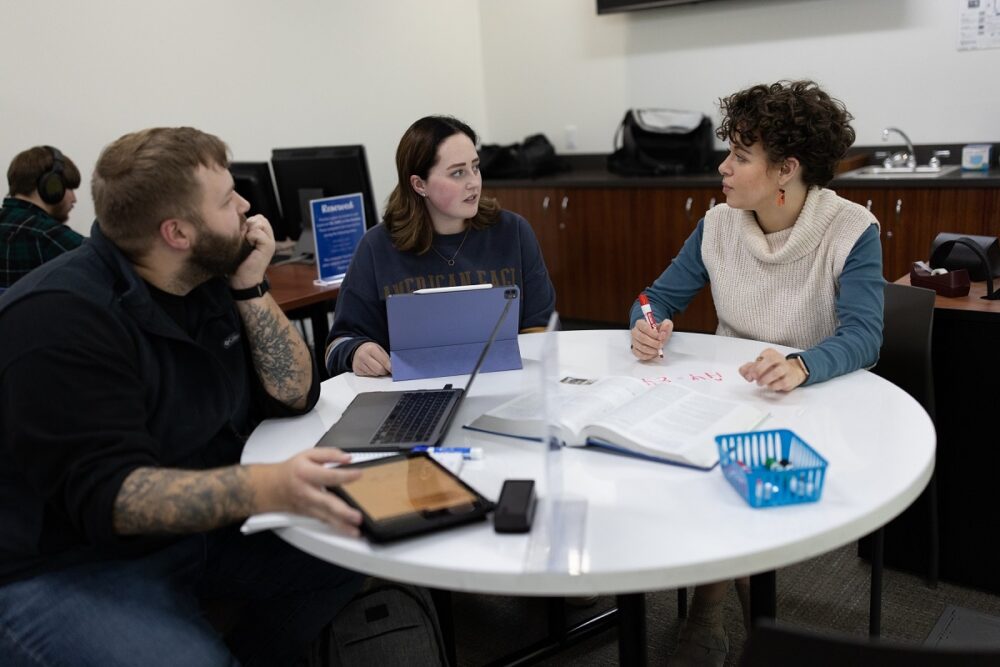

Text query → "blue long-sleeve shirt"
[629,219,884,385]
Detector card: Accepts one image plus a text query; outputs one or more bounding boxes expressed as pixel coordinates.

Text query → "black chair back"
[873,283,936,418]
[741,622,1000,666]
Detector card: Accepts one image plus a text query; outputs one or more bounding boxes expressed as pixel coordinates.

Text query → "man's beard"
[183,215,254,285]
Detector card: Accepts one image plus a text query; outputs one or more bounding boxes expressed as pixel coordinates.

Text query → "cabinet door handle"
[865,199,873,212]
[561,196,569,211]
[542,196,550,210]
[895,198,902,223]
[684,197,693,220]
[708,197,716,210]
[559,196,568,229]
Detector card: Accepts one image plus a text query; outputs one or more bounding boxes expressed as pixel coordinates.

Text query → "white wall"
[0,1,489,236]
[4,0,997,237]
[480,0,998,154]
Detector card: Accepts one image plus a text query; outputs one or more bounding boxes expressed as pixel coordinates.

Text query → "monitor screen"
[270,145,378,240]
[230,161,288,239]
[597,0,723,13]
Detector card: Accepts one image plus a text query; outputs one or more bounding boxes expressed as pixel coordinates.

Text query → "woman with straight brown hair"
[325,115,555,377]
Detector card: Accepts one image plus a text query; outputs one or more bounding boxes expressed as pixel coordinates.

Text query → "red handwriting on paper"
[687,371,724,382]
[642,371,726,386]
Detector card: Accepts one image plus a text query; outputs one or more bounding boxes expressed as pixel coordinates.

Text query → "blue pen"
[411,446,483,460]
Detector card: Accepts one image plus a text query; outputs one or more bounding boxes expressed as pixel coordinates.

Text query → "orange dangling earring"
[776,188,786,207]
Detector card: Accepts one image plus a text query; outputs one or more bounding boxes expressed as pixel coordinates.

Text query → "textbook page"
[466,376,647,441]
[582,382,767,469]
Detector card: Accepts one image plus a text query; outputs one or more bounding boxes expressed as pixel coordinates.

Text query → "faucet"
[881,127,916,169]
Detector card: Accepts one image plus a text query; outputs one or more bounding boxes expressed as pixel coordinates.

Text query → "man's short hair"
[92,127,230,259]
[7,146,82,198]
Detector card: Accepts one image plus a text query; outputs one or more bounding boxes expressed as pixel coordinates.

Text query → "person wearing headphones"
[0,145,84,288]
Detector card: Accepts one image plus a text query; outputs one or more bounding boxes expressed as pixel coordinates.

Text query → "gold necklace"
[430,227,470,266]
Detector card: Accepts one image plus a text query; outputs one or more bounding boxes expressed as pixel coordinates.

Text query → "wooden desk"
[266,262,340,373]
[895,275,1000,318]
[888,275,1000,591]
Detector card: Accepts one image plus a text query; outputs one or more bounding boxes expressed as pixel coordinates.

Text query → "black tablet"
[331,452,494,543]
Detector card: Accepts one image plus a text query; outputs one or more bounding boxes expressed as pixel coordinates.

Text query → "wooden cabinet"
[837,187,990,280]
[488,185,719,331]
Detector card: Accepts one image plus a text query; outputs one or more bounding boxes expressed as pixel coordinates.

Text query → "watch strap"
[230,276,270,301]
[785,352,810,379]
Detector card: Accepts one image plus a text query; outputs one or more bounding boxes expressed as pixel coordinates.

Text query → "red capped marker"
[638,293,663,358]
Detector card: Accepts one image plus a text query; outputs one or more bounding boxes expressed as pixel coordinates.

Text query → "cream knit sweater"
[702,187,879,349]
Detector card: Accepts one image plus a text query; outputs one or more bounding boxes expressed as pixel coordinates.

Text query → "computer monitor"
[270,145,379,241]
[229,161,289,239]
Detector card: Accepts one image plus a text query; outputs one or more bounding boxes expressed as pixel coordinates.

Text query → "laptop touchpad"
[316,392,400,451]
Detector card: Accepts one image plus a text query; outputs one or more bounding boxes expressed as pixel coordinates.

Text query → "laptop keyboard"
[370,390,456,445]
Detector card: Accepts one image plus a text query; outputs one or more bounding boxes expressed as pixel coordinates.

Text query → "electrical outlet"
[565,124,578,151]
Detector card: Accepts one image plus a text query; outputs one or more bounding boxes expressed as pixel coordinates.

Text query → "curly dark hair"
[716,80,855,187]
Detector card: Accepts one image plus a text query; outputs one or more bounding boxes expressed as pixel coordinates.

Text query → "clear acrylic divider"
[525,313,589,575]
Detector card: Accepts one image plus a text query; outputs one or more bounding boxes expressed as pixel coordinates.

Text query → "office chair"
[740,621,1000,666]
[859,282,938,637]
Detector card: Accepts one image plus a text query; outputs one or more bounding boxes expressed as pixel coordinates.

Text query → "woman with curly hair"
[325,115,555,377]
[629,81,884,665]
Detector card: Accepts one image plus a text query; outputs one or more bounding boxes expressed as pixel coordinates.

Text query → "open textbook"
[465,376,768,470]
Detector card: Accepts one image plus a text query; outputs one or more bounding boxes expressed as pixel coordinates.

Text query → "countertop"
[484,153,1000,190]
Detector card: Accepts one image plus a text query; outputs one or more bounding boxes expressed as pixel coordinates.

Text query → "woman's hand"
[739,348,807,392]
[352,342,391,377]
[630,318,673,360]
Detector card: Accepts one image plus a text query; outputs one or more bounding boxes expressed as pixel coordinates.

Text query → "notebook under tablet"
[316,287,518,452]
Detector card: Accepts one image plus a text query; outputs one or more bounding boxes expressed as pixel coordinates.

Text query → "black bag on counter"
[480,134,567,179]
[608,109,713,176]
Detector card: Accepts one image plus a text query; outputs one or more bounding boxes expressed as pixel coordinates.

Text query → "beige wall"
[480,0,996,154]
[2,0,995,236]
[0,1,489,235]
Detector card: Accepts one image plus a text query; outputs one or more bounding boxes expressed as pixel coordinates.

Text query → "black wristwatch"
[230,277,270,301]
[785,352,810,380]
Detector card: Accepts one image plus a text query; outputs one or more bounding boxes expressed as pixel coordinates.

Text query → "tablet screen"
[341,456,479,521]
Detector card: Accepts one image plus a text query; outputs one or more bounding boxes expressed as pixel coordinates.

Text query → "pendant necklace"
[430,227,470,267]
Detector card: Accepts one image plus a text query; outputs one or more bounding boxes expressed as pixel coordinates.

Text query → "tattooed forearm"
[113,466,255,535]
[239,299,311,407]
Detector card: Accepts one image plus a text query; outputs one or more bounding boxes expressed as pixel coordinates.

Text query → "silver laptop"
[316,289,516,452]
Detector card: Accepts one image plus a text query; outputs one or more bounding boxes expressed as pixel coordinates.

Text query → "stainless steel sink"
[840,165,961,179]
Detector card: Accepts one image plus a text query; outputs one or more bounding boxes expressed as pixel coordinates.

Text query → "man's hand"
[254,447,364,537]
[352,342,392,377]
[113,448,364,537]
[630,318,673,360]
[230,214,276,290]
[739,348,807,392]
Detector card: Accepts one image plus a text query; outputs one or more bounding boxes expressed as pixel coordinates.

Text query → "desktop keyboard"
[370,390,456,445]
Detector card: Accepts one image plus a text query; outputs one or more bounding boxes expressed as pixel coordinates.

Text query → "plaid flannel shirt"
[0,197,84,288]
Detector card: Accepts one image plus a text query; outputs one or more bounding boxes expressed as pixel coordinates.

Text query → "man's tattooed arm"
[113,466,256,534]
[237,295,314,410]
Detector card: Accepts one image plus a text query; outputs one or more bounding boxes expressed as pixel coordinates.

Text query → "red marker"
[638,293,663,358]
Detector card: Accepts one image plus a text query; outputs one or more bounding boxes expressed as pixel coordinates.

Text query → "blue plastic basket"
[715,429,828,508]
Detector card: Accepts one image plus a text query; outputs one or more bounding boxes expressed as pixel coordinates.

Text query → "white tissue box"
[962,144,991,171]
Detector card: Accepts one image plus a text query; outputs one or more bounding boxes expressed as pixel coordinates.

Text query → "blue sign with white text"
[309,193,366,284]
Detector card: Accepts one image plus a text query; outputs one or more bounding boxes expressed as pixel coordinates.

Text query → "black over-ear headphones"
[37,146,67,205]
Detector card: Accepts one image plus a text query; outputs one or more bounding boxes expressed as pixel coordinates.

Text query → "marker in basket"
[637,293,663,358]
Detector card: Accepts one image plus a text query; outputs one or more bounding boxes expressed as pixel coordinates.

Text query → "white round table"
[242,330,935,662]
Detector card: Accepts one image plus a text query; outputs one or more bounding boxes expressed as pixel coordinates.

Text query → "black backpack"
[607,109,714,176]
[480,134,567,179]
[323,581,449,666]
